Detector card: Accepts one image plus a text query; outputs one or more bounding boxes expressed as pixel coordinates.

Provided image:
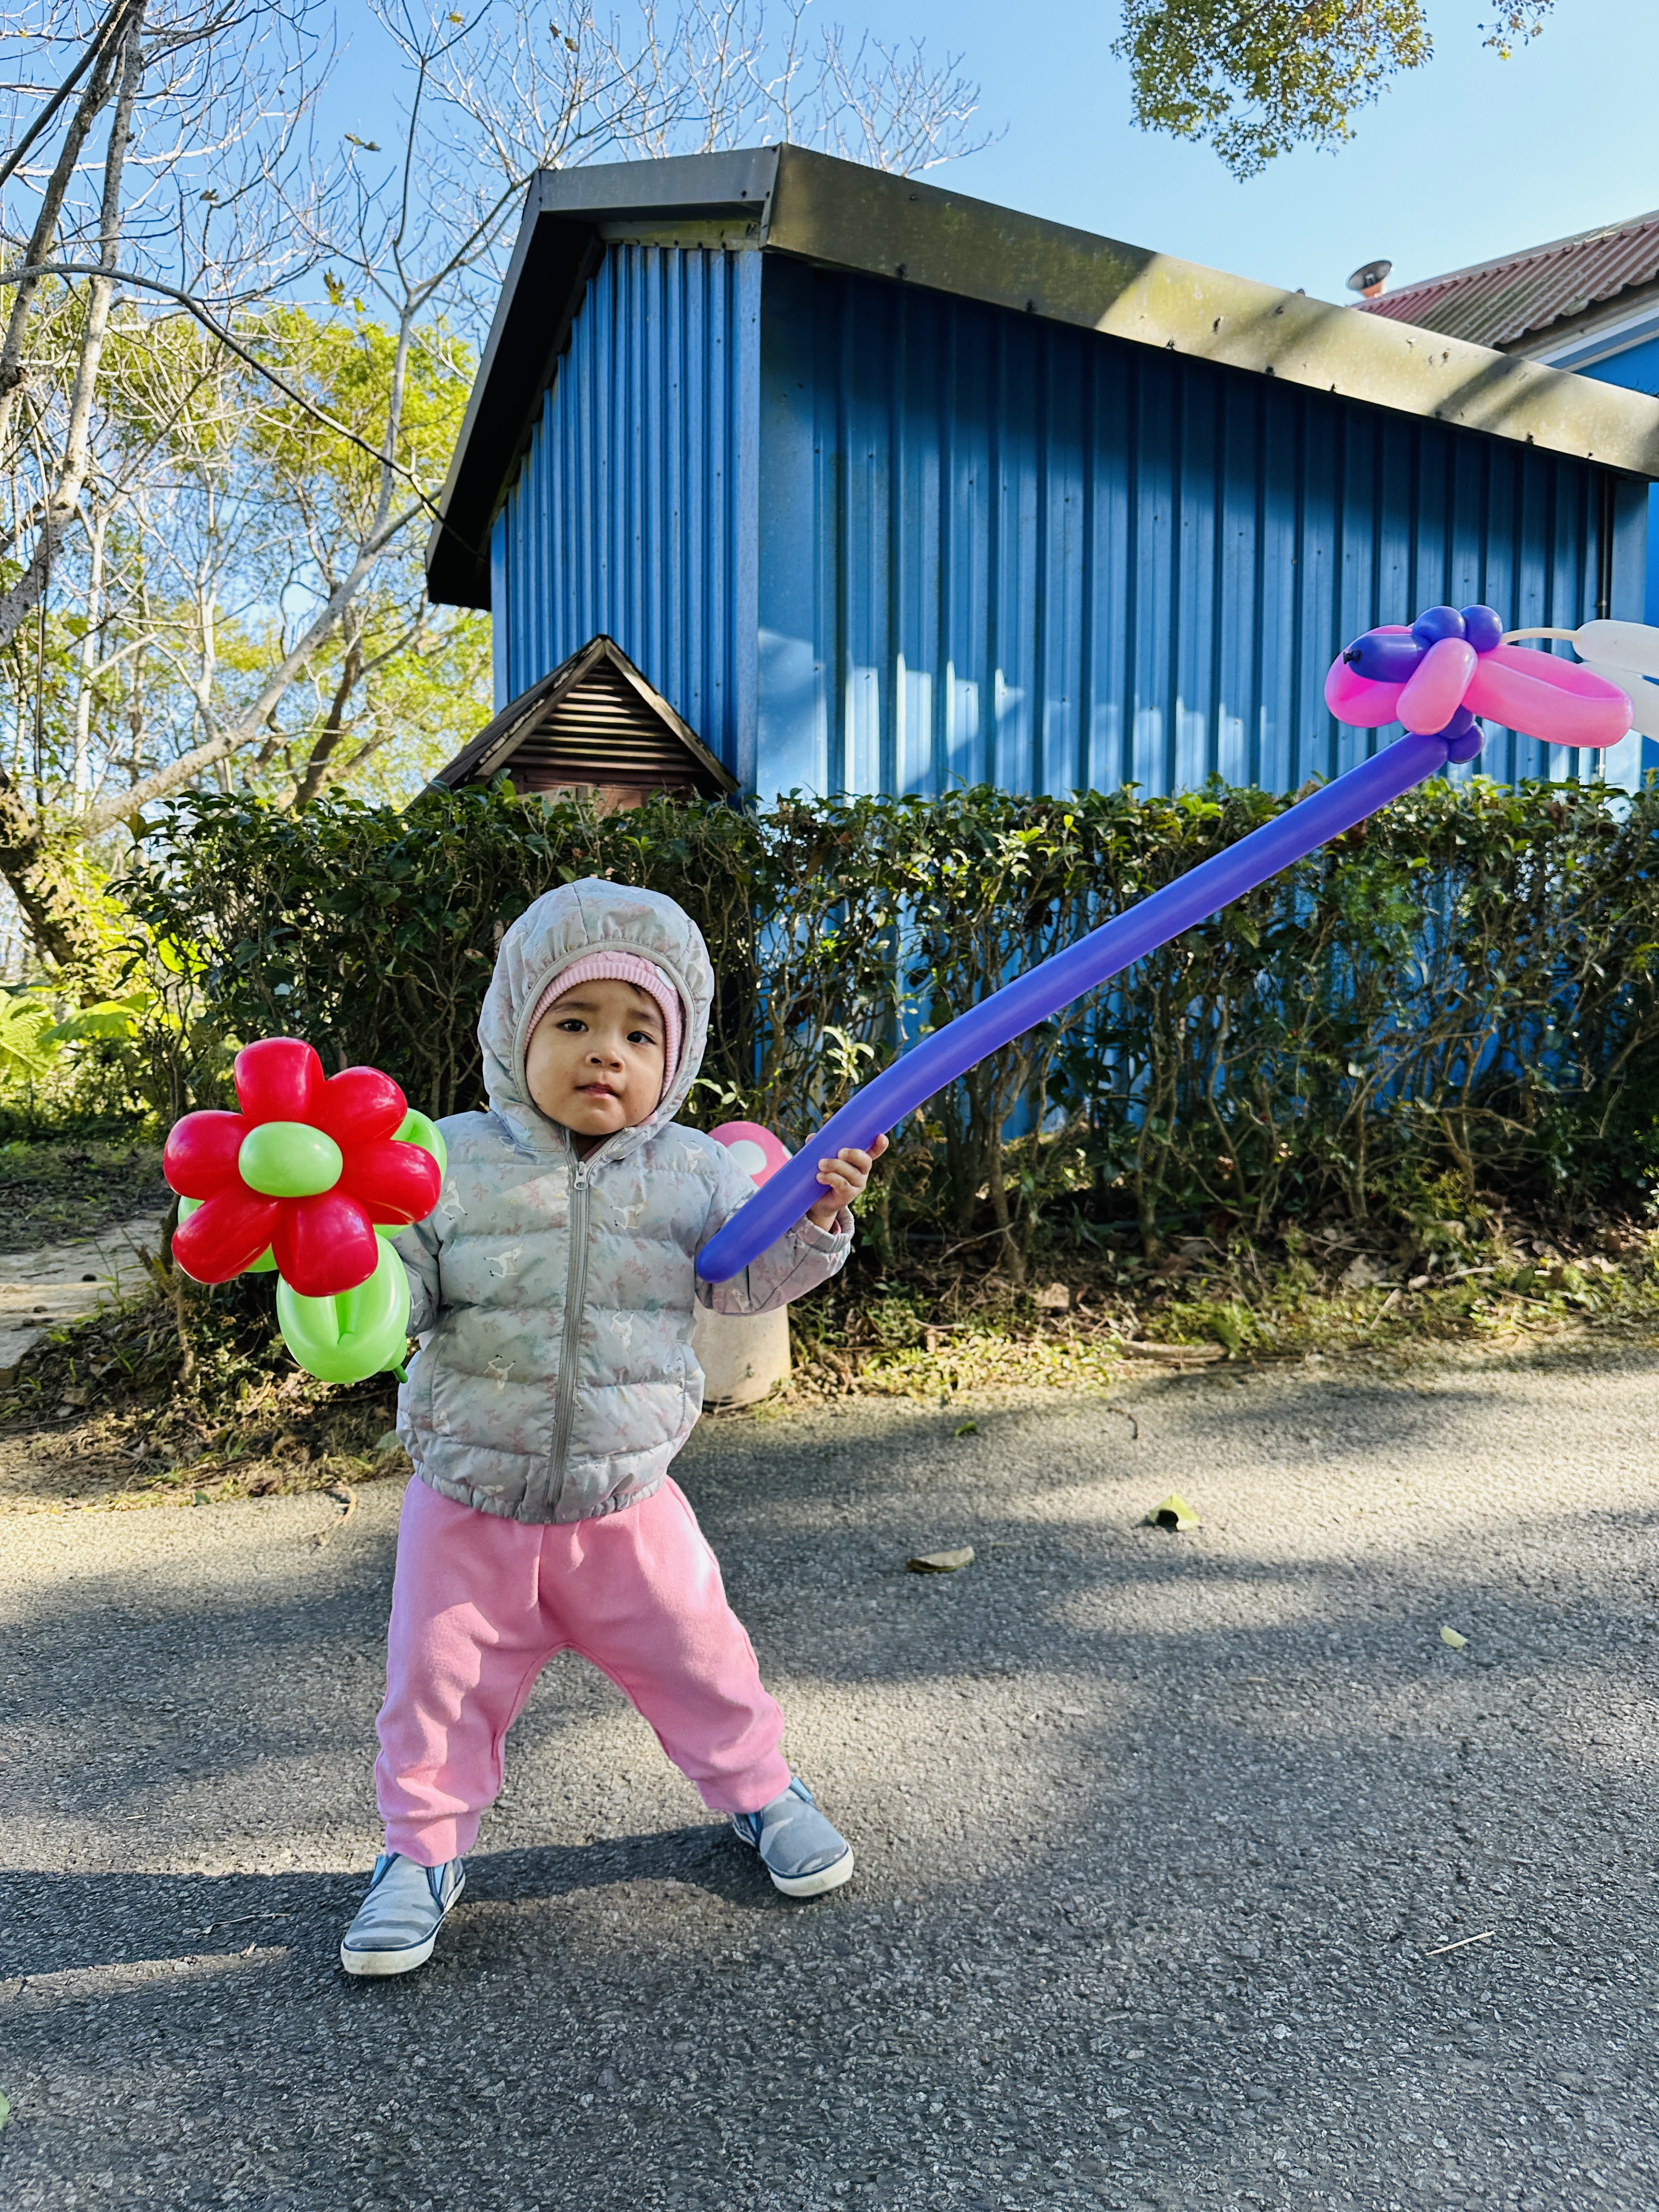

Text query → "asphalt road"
[3,1339,1658,2212]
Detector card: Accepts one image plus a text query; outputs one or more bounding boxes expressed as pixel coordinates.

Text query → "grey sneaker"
[340,1852,465,1977]
[730,1778,854,1898]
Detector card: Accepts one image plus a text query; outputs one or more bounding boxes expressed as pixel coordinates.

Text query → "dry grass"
[0,1276,404,1514]
[0,1418,407,1515]
[776,1204,1659,1406]
[5,1197,1657,1510]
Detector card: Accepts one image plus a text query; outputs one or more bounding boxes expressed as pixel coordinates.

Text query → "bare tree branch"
[0,0,146,657]
[0,257,442,501]
[0,0,136,194]
[0,20,123,450]
[77,493,427,830]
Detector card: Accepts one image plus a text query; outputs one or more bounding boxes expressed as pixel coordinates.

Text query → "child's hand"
[806,1133,889,1228]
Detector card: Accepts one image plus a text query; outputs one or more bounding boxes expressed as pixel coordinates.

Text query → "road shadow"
[4,1360,1658,2211]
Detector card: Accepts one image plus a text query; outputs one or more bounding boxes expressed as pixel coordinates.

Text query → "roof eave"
[1492,277,1659,367]
[426,151,781,610]
[760,150,1659,483]
[426,148,1659,609]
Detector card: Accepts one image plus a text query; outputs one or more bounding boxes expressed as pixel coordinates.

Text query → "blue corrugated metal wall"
[755,256,1647,802]
[492,241,761,779]
[492,244,1647,800]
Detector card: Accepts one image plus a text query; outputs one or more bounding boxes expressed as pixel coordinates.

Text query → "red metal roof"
[1358,210,1659,351]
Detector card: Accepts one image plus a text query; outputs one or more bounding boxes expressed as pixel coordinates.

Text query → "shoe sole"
[340,1929,440,1977]
[339,1874,465,1976]
[768,1846,855,1900]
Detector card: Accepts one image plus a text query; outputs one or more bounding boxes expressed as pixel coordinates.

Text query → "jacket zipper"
[549,1151,593,1502]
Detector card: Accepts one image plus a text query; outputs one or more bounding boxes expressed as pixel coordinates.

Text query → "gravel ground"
[3,1338,1658,2212]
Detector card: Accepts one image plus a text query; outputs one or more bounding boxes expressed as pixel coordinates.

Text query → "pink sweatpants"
[375,1475,791,1864]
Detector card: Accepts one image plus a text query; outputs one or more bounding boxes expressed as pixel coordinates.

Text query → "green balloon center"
[238,1120,343,1198]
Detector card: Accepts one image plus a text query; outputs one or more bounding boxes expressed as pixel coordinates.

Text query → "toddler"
[340,879,882,1976]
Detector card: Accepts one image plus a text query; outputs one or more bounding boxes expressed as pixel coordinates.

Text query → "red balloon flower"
[165,1037,442,1296]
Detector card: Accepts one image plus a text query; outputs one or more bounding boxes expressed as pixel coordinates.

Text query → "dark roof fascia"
[428,640,597,785]
[758,150,1659,483]
[428,633,739,795]
[425,151,781,608]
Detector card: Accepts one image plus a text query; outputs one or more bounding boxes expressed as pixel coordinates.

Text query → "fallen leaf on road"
[1440,1626,1468,1650]
[1144,1493,1201,1531]
[0,2091,9,2131]
[313,1483,357,1550]
[953,1419,978,1436]
[907,1546,974,1573]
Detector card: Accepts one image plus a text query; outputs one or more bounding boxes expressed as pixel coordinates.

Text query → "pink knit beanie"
[526,952,684,1087]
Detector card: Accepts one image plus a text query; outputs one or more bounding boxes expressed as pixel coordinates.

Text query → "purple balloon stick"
[696,727,1449,1285]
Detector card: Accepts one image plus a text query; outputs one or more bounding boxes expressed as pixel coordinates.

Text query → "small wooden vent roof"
[432,634,737,800]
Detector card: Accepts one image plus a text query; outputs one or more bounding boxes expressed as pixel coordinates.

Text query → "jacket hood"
[478,878,713,1154]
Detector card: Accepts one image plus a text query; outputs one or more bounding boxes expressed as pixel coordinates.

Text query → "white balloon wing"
[1570,620,1659,741]
[1504,620,1659,741]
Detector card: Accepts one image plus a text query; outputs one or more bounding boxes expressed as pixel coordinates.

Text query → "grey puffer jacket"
[393,879,852,1524]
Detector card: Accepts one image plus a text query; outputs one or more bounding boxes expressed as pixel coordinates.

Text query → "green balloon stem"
[276,1241,410,1384]
[394,1107,447,1177]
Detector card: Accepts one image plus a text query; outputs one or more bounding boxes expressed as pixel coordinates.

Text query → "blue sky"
[896,0,1659,297]
[325,0,1659,303]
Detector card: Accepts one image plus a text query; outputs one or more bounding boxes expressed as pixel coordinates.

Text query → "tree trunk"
[0,1,145,657]
[0,19,121,464]
[0,768,121,986]
[985,1115,1024,1283]
[291,619,363,808]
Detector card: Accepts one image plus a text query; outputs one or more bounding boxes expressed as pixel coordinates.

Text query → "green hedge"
[120,776,1659,1261]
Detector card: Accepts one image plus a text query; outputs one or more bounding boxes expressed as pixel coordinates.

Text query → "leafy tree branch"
[1114,0,1554,178]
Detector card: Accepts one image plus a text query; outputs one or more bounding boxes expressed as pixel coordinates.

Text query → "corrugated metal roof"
[1361,210,1659,351]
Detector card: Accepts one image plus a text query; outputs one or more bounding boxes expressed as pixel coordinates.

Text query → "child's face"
[524,975,667,1143]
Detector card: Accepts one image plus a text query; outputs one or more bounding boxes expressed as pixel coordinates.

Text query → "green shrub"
[0,983,162,1136]
[118,775,1659,1265]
